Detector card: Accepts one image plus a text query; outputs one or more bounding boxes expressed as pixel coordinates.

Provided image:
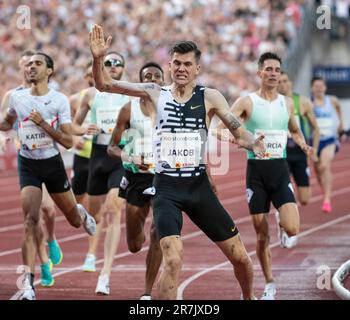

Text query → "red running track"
[0,143,349,300]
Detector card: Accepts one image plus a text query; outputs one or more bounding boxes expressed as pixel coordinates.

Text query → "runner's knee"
[233,253,252,268]
[127,240,143,253]
[66,206,82,228]
[254,222,269,242]
[41,204,55,218]
[24,213,40,229]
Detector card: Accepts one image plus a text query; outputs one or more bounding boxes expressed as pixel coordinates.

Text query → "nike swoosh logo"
[190,105,202,110]
[44,100,52,105]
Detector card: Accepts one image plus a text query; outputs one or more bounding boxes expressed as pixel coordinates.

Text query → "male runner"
[89,24,266,300]
[0,52,96,300]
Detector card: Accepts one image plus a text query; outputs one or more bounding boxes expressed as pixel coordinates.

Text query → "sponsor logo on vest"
[190,105,202,110]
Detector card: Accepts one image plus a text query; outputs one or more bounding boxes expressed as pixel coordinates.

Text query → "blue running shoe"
[41,260,54,287]
[48,240,63,265]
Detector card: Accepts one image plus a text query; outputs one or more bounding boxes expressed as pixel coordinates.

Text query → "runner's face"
[278,74,291,95]
[19,55,32,84]
[104,54,124,80]
[311,80,326,97]
[26,55,52,84]
[258,59,281,89]
[169,52,200,85]
[141,67,164,85]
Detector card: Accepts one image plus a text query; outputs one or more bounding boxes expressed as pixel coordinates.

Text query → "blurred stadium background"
[0,0,349,169]
[0,0,350,301]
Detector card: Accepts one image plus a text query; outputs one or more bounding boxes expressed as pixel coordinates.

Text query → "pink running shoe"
[322,201,332,213]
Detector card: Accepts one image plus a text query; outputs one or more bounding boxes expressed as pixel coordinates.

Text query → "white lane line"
[177,213,350,300]
[2,167,350,235]
[1,155,349,218]
[4,183,350,257]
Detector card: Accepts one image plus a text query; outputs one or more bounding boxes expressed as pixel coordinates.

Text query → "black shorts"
[87,144,125,196]
[287,146,310,187]
[152,173,239,242]
[246,159,296,214]
[118,171,154,207]
[18,153,71,194]
[71,154,90,195]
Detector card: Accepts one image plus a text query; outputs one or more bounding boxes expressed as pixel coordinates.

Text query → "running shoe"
[281,232,298,248]
[77,204,97,236]
[41,260,54,287]
[17,287,36,300]
[95,274,110,295]
[261,282,276,300]
[139,294,152,300]
[275,211,297,248]
[240,293,258,300]
[322,201,332,213]
[82,254,96,272]
[48,240,63,265]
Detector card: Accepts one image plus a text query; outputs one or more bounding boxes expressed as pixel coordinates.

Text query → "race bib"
[255,129,287,159]
[160,132,201,168]
[316,118,333,137]
[18,118,57,150]
[96,109,116,134]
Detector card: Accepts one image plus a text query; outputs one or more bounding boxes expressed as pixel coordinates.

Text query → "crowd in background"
[0,0,306,104]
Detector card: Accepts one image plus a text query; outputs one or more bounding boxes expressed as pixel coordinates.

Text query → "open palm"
[89,24,112,58]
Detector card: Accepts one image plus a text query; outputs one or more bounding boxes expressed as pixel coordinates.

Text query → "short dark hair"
[21,50,35,58]
[169,41,201,63]
[106,51,125,65]
[139,62,164,82]
[35,52,54,81]
[311,76,325,85]
[258,52,282,69]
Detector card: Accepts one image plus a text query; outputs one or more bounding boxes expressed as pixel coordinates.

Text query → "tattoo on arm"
[224,113,241,131]
[144,84,155,90]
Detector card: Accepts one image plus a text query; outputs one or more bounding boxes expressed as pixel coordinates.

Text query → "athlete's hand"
[131,154,151,171]
[28,109,44,126]
[73,137,85,150]
[89,24,112,59]
[312,150,319,163]
[86,124,101,136]
[300,142,313,157]
[252,134,266,159]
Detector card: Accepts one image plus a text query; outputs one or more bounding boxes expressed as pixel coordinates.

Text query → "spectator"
[0,0,305,104]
